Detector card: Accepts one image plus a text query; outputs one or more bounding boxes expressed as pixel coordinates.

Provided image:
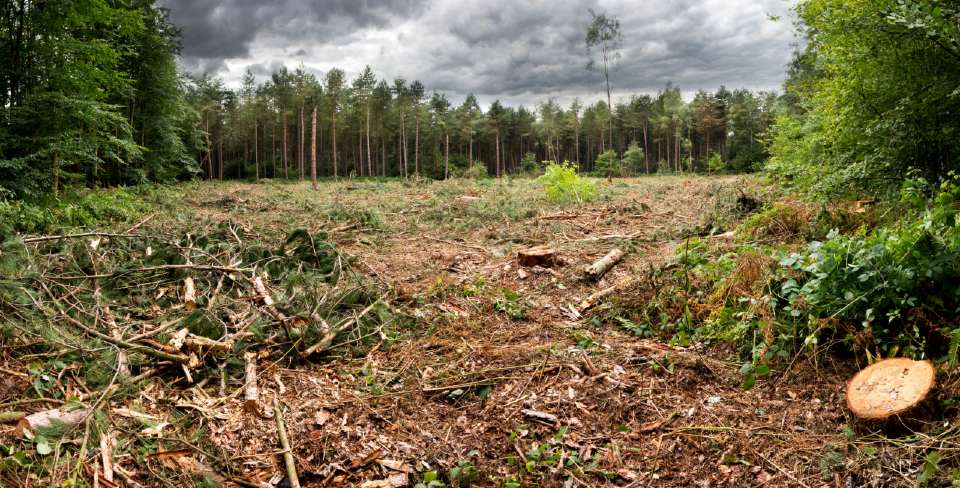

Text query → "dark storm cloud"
[159,0,796,105]
[160,0,426,71]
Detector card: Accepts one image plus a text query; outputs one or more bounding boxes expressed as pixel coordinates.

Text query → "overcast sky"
[158,0,798,108]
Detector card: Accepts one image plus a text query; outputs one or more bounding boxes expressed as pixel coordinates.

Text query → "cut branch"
[584,248,624,281]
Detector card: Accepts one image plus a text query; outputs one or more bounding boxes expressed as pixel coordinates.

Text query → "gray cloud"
[159,0,797,106]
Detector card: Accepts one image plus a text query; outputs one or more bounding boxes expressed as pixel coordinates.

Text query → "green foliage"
[462,162,488,180]
[538,162,597,204]
[0,187,153,237]
[494,289,530,320]
[622,143,645,175]
[768,0,960,196]
[706,152,724,174]
[777,177,960,358]
[0,1,199,198]
[592,150,618,177]
[520,152,541,174]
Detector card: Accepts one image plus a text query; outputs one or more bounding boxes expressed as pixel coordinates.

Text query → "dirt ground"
[2,176,951,487]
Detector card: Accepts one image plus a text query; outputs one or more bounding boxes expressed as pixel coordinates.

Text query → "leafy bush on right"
[776,176,960,360]
[538,162,597,204]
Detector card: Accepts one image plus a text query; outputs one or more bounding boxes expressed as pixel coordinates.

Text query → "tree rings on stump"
[518,246,558,268]
[846,358,936,420]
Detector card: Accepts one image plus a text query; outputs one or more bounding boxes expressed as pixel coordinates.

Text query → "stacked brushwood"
[0,220,388,444]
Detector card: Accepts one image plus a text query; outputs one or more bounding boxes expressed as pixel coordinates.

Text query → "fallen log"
[846,358,936,420]
[584,248,624,281]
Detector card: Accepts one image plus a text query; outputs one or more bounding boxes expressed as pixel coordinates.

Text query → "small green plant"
[494,289,529,320]
[414,471,446,488]
[538,162,597,204]
[448,450,482,486]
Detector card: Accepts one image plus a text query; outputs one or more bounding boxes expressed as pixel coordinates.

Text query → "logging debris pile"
[0,220,390,484]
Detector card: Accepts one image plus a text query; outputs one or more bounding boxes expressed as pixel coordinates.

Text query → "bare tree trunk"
[495,129,501,178]
[366,104,372,176]
[332,109,338,177]
[254,118,259,180]
[415,109,420,175]
[311,106,317,188]
[444,132,450,179]
[299,105,305,180]
[283,114,288,179]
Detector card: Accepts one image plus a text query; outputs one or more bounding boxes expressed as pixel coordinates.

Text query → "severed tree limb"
[273,397,301,488]
[243,352,259,412]
[60,314,191,364]
[17,407,92,436]
[584,248,625,281]
[22,232,143,244]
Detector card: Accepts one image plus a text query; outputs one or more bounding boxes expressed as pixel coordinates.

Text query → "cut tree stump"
[518,246,557,268]
[584,248,624,281]
[846,358,936,420]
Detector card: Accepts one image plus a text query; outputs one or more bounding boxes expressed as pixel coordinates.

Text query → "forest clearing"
[2,176,953,487]
[5,0,960,486]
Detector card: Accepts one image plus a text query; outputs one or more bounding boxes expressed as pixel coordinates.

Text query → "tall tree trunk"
[366,103,372,176]
[415,109,420,175]
[254,119,259,180]
[299,105,305,180]
[283,114,289,179]
[444,132,450,179]
[495,129,501,178]
[311,106,317,188]
[332,109,338,177]
[52,152,59,195]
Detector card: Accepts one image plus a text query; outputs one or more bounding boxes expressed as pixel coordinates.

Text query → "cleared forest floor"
[0,176,940,487]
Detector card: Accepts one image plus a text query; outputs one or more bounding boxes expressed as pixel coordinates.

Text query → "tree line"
[0,0,786,199]
[188,69,784,183]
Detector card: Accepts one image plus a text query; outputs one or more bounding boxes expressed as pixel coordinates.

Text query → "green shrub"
[520,152,541,175]
[592,150,618,177]
[777,176,960,359]
[538,162,597,204]
[707,152,724,174]
[623,142,645,175]
[462,162,488,179]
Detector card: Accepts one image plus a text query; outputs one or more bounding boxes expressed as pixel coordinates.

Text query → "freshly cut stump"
[518,246,557,268]
[846,358,936,420]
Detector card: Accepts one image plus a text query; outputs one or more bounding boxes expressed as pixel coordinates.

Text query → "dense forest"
[5,0,960,486]
[0,0,782,197]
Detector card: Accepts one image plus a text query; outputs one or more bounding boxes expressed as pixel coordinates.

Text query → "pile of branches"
[2,220,388,378]
[0,220,389,482]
